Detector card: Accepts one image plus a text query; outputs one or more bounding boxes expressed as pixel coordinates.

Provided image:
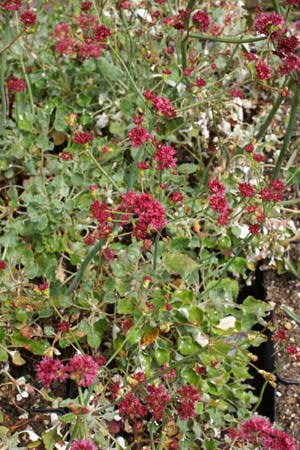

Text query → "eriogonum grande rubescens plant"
[0,0,299,448]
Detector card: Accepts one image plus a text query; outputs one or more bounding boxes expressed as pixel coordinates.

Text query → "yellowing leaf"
[142,328,159,347]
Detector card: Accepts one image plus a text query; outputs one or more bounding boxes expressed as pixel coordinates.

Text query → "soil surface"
[265,269,300,439]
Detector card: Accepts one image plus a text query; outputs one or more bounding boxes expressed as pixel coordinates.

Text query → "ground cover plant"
[1,0,300,448]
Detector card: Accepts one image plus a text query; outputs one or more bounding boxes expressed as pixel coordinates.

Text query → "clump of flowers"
[228,416,297,450]
[1,0,22,11]
[175,384,201,420]
[73,131,93,144]
[20,10,37,27]
[70,440,97,450]
[36,354,100,388]
[36,356,67,388]
[7,76,26,92]
[254,12,285,38]
[154,144,177,170]
[128,125,152,147]
[65,354,99,387]
[192,10,211,32]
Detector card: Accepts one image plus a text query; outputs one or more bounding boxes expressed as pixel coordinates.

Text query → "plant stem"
[255,78,293,142]
[189,34,266,44]
[272,84,300,179]
[88,150,121,192]
[0,54,7,136]
[271,0,281,14]
[66,240,103,295]
[0,30,24,55]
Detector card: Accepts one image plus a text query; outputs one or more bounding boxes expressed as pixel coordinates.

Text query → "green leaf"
[228,257,247,278]
[178,336,201,355]
[27,339,50,355]
[164,253,198,276]
[98,56,123,81]
[87,331,101,348]
[117,297,136,314]
[176,163,198,174]
[0,348,8,362]
[126,327,142,345]
[154,347,170,365]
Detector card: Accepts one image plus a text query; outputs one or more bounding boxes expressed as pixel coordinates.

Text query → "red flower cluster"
[144,384,170,420]
[36,354,100,388]
[7,76,26,92]
[118,392,147,418]
[65,354,99,387]
[90,200,113,238]
[0,0,22,10]
[254,12,285,38]
[175,384,201,420]
[0,260,6,270]
[192,10,211,32]
[228,416,297,450]
[36,356,67,388]
[208,178,230,225]
[118,191,167,240]
[20,10,37,26]
[256,60,272,80]
[172,8,192,30]
[53,14,111,59]
[91,191,166,241]
[152,96,177,118]
[128,125,152,147]
[70,440,97,450]
[154,144,177,170]
[259,178,284,202]
[81,1,92,11]
[238,182,255,198]
[73,131,93,144]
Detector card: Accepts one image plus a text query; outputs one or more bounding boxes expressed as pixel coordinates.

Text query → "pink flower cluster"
[228,416,297,450]
[144,384,170,420]
[7,76,26,92]
[73,131,93,144]
[192,10,211,32]
[118,191,167,240]
[53,13,111,59]
[70,440,97,450]
[253,12,300,77]
[175,384,201,420]
[20,10,37,26]
[154,144,177,170]
[0,0,22,10]
[91,191,166,241]
[254,12,285,38]
[259,179,285,202]
[208,178,230,225]
[118,379,200,422]
[128,125,152,147]
[36,354,100,388]
[143,90,176,118]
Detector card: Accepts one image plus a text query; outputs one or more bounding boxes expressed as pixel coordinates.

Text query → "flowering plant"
[0,0,299,449]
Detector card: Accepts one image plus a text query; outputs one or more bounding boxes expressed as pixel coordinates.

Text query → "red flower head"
[152,96,177,118]
[36,356,67,388]
[254,12,285,38]
[256,60,272,80]
[128,125,152,147]
[70,440,97,450]
[1,0,22,11]
[73,131,93,144]
[65,354,99,387]
[20,10,37,26]
[8,76,26,92]
[154,144,177,170]
[192,10,211,32]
